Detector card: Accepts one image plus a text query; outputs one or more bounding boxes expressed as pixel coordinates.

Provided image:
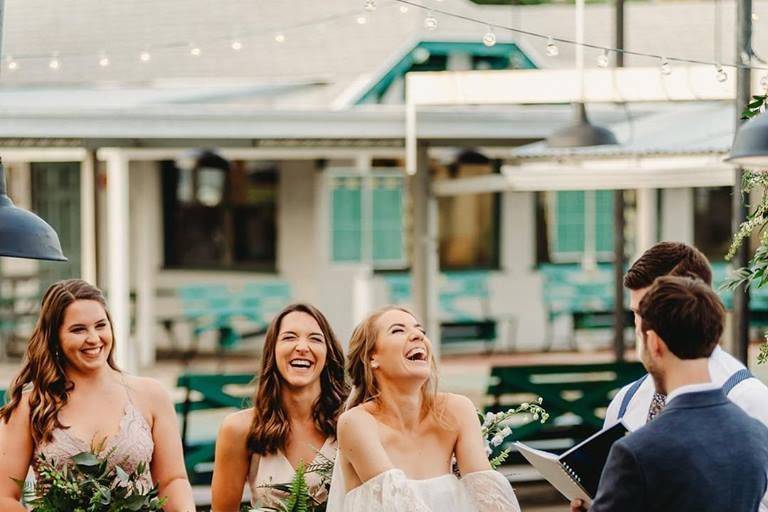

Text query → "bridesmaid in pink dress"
[0,279,195,512]
[211,303,349,511]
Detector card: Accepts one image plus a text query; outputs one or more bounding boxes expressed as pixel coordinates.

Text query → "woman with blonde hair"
[0,279,195,511]
[211,303,349,511]
[326,306,520,512]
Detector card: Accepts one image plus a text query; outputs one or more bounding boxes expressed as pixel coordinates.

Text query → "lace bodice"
[326,466,521,512]
[33,392,154,491]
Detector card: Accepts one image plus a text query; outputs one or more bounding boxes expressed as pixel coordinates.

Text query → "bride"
[326,306,520,512]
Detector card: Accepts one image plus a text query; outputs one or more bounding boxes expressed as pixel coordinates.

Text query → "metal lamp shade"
[547,103,619,148]
[727,110,768,166]
[0,163,66,261]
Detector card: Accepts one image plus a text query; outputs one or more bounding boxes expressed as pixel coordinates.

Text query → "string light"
[545,36,559,57]
[48,54,60,70]
[399,5,409,13]
[274,32,286,43]
[482,26,497,47]
[597,49,609,68]
[231,40,243,51]
[364,0,377,11]
[356,15,368,25]
[6,56,17,71]
[189,44,202,57]
[716,64,728,82]
[98,53,110,67]
[424,11,438,30]
[761,74,768,91]
[660,56,672,75]
[753,12,760,21]
[139,50,151,63]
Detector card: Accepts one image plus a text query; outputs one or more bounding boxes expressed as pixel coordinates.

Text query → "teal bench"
[486,362,646,462]
[0,389,5,407]
[176,373,256,484]
[381,271,506,350]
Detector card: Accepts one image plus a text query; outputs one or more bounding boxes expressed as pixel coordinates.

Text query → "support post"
[733,0,752,364]
[80,149,98,284]
[410,143,440,360]
[103,149,133,372]
[613,0,627,361]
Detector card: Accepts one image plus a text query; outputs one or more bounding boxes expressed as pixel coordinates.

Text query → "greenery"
[18,444,165,512]
[480,398,549,469]
[723,93,768,364]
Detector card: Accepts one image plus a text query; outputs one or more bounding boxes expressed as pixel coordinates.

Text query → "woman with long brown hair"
[326,306,520,512]
[211,303,349,511]
[0,279,195,512]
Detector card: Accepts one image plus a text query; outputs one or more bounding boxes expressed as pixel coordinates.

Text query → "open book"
[514,421,629,505]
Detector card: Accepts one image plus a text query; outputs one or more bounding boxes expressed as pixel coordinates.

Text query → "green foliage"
[20,448,165,512]
[480,398,549,470]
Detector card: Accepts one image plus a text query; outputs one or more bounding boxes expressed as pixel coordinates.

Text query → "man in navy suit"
[572,276,768,512]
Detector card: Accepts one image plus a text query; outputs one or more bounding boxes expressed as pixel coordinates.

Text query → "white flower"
[499,417,515,428]
[532,413,539,421]
[485,445,493,456]
[484,412,495,425]
[537,397,543,404]
[491,435,504,447]
[500,427,512,438]
[520,403,529,410]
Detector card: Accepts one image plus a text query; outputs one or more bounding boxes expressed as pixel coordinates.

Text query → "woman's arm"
[448,394,493,475]
[337,407,393,487]
[211,410,252,512]
[141,378,195,512]
[0,394,33,512]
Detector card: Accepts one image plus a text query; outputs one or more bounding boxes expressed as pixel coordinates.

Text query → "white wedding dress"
[326,461,521,512]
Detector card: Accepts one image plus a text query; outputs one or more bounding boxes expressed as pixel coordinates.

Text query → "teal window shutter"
[331,176,363,262]
[554,191,586,257]
[594,190,615,254]
[371,175,405,265]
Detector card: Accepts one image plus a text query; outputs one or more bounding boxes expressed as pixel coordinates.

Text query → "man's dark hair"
[638,276,724,359]
[624,242,712,290]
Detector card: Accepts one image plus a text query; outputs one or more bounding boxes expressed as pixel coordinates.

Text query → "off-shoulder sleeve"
[462,470,521,512]
[340,469,434,512]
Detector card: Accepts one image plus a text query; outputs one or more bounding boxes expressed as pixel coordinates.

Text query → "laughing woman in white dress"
[326,306,520,512]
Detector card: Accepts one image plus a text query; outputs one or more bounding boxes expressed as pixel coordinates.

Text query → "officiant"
[572,276,768,512]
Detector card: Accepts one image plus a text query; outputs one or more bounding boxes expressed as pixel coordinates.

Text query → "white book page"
[514,441,592,505]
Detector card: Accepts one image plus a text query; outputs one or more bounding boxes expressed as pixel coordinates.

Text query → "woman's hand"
[0,394,33,512]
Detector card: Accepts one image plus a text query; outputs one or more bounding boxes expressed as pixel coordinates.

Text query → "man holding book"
[572,276,768,511]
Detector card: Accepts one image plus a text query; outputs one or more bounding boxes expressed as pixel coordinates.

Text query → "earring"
[371,360,379,369]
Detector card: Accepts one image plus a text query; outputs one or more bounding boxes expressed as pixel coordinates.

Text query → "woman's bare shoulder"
[220,408,255,438]
[436,392,478,423]
[338,404,378,439]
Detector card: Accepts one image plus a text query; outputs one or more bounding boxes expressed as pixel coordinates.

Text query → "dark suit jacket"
[590,388,768,512]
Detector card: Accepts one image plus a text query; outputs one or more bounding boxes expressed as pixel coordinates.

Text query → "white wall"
[661,188,694,243]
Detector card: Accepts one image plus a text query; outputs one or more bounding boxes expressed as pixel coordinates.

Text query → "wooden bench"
[486,362,646,462]
[175,373,256,485]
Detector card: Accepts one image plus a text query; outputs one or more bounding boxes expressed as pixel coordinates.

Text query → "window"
[694,186,732,262]
[162,159,278,270]
[538,190,635,264]
[435,156,500,270]
[329,169,406,269]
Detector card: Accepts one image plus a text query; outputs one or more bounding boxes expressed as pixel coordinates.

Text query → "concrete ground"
[2,343,765,511]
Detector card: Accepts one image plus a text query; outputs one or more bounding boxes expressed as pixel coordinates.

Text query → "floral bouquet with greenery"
[249,452,334,512]
[18,443,165,512]
[481,397,549,469]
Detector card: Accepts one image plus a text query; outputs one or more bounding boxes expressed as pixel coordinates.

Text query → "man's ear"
[646,330,666,359]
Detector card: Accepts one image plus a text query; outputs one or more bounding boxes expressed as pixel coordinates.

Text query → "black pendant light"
[546,102,619,148]
[0,159,67,261]
[726,110,768,166]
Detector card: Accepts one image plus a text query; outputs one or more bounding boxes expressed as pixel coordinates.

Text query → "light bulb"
[190,45,201,57]
[48,56,60,70]
[364,0,376,11]
[660,57,671,76]
[753,12,760,21]
[274,33,286,43]
[483,28,497,47]
[597,50,609,68]
[231,40,243,51]
[412,47,430,64]
[716,65,727,83]
[99,54,110,67]
[424,13,438,30]
[356,15,367,25]
[140,50,151,62]
[7,57,17,71]
[399,5,408,13]
[545,37,559,57]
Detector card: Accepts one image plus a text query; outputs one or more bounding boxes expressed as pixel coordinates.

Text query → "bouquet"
[18,443,166,512]
[250,451,334,512]
[481,397,549,468]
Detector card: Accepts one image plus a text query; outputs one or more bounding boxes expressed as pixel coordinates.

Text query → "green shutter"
[331,176,363,262]
[372,175,405,264]
[554,191,586,256]
[594,190,615,253]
